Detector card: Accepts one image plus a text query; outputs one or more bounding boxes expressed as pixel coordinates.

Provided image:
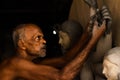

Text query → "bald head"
[12,24,42,47]
[12,23,46,58]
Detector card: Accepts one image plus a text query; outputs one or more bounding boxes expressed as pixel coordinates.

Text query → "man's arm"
[60,21,106,80]
[38,0,98,68]
[12,58,60,80]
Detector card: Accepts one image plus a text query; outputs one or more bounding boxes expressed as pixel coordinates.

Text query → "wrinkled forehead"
[24,25,43,39]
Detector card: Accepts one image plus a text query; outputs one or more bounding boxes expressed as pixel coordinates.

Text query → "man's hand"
[92,21,106,37]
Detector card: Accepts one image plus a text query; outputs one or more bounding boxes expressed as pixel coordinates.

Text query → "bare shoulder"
[11,58,60,80]
[11,57,59,72]
[0,58,60,80]
[9,57,37,70]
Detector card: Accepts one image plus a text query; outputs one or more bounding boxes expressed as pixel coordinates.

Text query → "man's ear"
[18,39,26,50]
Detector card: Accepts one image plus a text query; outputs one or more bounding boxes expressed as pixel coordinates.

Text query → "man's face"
[58,31,70,50]
[23,26,46,57]
[103,59,119,80]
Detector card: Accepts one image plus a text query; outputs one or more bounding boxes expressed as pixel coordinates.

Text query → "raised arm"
[60,21,106,80]
[39,0,99,68]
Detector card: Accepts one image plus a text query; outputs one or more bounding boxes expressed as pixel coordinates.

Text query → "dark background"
[0,0,73,59]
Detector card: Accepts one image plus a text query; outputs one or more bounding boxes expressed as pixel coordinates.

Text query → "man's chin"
[38,49,46,57]
[37,50,46,58]
[39,53,46,57]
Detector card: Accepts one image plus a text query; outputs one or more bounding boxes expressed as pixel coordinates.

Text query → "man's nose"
[42,39,46,44]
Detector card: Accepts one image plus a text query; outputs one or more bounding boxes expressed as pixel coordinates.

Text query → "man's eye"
[35,36,41,41]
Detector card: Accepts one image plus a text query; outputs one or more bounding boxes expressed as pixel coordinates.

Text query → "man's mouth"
[42,48,46,52]
[40,48,46,57]
[41,45,46,52]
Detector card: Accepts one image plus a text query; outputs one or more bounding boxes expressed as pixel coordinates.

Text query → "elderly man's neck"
[16,49,36,61]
